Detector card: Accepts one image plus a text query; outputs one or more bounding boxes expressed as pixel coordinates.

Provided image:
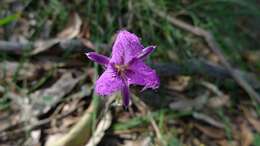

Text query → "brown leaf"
[124,137,152,146]
[208,52,220,64]
[243,50,260,64]
[240,122,253,146]
[194,123,225,139]
[78,22,96,49]
[85,111,112,146]
[207,95,230,108]
[32,38,60,55]
[168,76,191,92]
[217,139,236,146]
[192,112,225,129]
[57,12,82,40]
[32,12,82,55]
[242,107,260,133]
[0,61,37,81]
[169,92,209,111]
[30,72,82,115]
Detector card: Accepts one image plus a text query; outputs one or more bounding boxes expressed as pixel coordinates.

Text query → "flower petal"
[110,30,144,64]
[126,59,159,90]
[137,46,156,60]
[95,65,123,96]
[122,82,131,108]
[86,52,110,65]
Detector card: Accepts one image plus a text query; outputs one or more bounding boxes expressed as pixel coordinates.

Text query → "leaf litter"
[0,1,260,146]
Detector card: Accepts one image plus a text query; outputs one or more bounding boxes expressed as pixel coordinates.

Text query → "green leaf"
[0,13,20,26]
[253,133,260,146]
[168,137,182,146]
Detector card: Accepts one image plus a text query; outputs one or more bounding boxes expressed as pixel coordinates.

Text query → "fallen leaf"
[242,107,260,133]
[85,111,112,146]
[194,123,225,139]
[169,92,209,111]
[124,137,152,146]
[57,12,82,40]
[192,112,225,129]
[243,50,260,64]
[45,133,64,146]
[31,12,82,55]
[30,72,82,115]
[168,76,191,92]
[78,23,95,49]
[217,139,236,146]
[240,122,254,146]
[207,95,230,108]
[32,38,60,55]
[208,52,220,64]
[0,61,37,81]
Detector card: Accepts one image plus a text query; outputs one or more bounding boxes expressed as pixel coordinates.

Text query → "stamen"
[114,64,128,76]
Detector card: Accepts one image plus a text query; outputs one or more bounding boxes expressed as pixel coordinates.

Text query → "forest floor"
[0,0,260,146]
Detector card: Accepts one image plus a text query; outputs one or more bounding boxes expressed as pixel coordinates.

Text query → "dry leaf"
[85,111,112,146]
[80,38,95,49]
[57,12,82,40]
[77,22,95,49]
[192,138,203,146]
[201,81,224,96]
[124,137,152,146]
[242,107,260,133]
[240,122,253,146]
[45,133,65,146]
[0,61,37,80]
[243,50,260,64]
[169,76,191,92]
[194,123,225,139]
[32,12,82,55]
[217,139,236,146]
[30,72,82,115]
[192,112,225,129]
[207,95,230,108]
[169,92,209,111]
[32,38,60,55]
[208,52,220,64]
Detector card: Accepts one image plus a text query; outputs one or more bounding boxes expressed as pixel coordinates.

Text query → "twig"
[0,38,94,55]
[153,60,260,89]
[0,41,31,54]
[153,9,260,104]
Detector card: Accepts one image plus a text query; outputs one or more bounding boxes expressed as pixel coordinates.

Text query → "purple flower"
[86,30,159,107]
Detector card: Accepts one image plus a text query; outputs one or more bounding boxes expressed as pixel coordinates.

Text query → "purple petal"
[95,65,123,96]
[110,30,144,64]
[86,52,110,65]
[126,59,159,90]
[122,82,131,107]
[137,46,156,60]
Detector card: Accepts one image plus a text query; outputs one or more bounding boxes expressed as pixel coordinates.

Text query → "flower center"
[115,64,128,76]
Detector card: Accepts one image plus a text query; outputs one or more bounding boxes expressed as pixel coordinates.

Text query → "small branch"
[0,38,94,55]
[0,41,31,54]
[153,10,260,103]
[153,60,260,89]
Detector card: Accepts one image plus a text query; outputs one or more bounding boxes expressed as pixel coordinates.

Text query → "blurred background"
[0,0,260,146]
